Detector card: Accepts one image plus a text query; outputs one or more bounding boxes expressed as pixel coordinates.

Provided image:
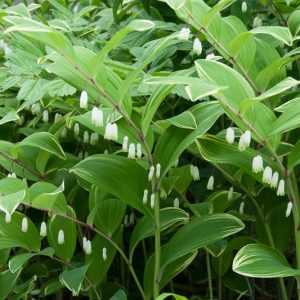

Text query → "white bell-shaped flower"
[91,107,103,127]
[193,38,202,55]
[148,165,155,181]
[226,127,235,144]
[271,172,279,188]
[286,202,293,218]
[80,91,88,108]
[58,229,65,244]
[128,143,136,159]
[239,202,245,215]
[143,189,148,204]
[262,166,273,185]
[252,155,264,173]
[238,130,251,151]
[5,212,11,223]
[150,194,155,209]
[85,240,92,255]
[40,221,47,237]
[122,136,128,152]
[90,132,99,145]
[136,143,142,159]
[83,236,87,251]
[190,165,200,181]
[129,213,135,225]
[61,127,67,138]
[174,197,180,208]
[156,163,161,179]
[43,110,49,123]
[21,217,28,233]
[104,123,118,141]
[178,27,190,41]
[277,179,285,196]
[31,103,40,115]
[228,187,234,201]
[207,176,214,190]
[242,1,247,13]
[103,247,107,261]
[253,16,262,28]
[54,113,62,123]
[83,131,89,144]
[74,123,80,137]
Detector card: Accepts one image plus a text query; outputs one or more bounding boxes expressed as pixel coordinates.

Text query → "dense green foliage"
[0,0,300,299]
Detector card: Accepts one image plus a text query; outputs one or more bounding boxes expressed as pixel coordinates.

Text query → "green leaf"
[88,185,126,236]
[0,212,40,251]
[47,206,76,261]
[30,181,67,214]
[0,110,20,126]
[233,244,300,278]
[155,101,223,179]
[287,139,300,171]
[288,10,300,36]
[128,19,155,31]
[156,293,188,300]
[0,190,26,215]
[163,0,187,10]
[250,26,293,46]
[109,290,127,300]
[161,213,244,269]
[9,248,54,273]
[71,155,151,216]
[0,269,22,300]
[12,132,66,160]
[239,77,299,113]
[59,265,88,296]
[129,208,189,262]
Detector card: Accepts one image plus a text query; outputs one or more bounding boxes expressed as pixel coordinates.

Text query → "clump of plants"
[0,0,300,299]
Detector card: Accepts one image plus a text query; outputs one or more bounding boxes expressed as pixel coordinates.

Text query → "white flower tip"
[58,229,65,244]
[91,107,103,127]
[252,155,264,173]
[74,123,80,136]
[156,163,161,179]
[174,197,180,208]
[193,38,202,55]
[103,247,107,261]
[277,179,285,196]
[80,91,88,108]
[242,1,247,13]
[104,122,118,141]
[238,130,251,151]
[178,27,190,41]
[128,143,136,159]
[122,136,129,152]
[40,221,47,237]
[143,189,148,205]
[239,201,245,215]
[5,213,11,224]
[262,166,273,185]
[136,143,142,159]
[85,240,92,255]
[207,176,214,190]
[150,194,155,209]
[286,202,293,218]
[148,166,155,181]
[271,172,279,188]
[228,187,234,201]
[190,165,200,181]
[21,217,28,233]
[226,127,235,144]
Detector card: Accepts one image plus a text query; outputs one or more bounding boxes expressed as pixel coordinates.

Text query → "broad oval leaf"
[0,190,26,215]
[233,244,300,278]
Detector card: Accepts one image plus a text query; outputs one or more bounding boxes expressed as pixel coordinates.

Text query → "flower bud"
[286,202,293,218]
[54,113,62,123]
[80,91,88,108]
[83,131,89,143]
[103,247,107,261]
[61,127,67,138]
[21,217,28,233]
[207,176,214,190]
[129,212,135,225]
[5,212,11,223]
[252,155,264,173]
[239,202,245,215]
[228,187,234,201]
[148,166,155,181]
[91,107,103,127]
[156,163,161,179]
[271,172,279,188]
[178,27,190,41]
[262,166,272,185]
[193,38,202,55]
[58,229,65,244]
[128,143,136,159]
[174,197,180,208]
[238,130,251,151]
[242,1,247,13]
[122,136,128,152]
[85,240,92,255]
[226,127,235,144]
[42,110,49,123]
[136,143,142,159]
[104,123,118,141]
[143,189,148,204]
[150,194,155,209]
[253,16,262,28]
[40,221,47,237]
[190,165,200,181]
[74,123,80,137]
[90,132,99,145]
[277,179,285,196]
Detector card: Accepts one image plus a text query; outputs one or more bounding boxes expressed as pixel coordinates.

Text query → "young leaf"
[0,190,26,215]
